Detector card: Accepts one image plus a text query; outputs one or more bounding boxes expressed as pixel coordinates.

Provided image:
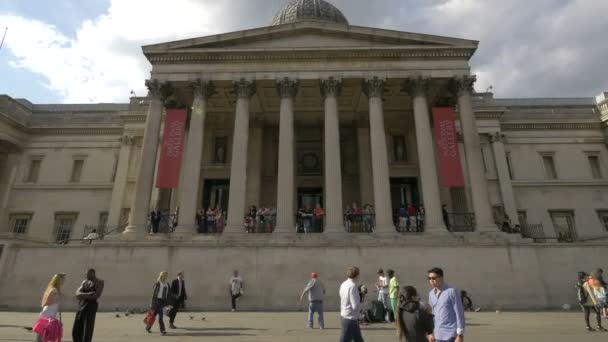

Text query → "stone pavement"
[0,311,605,342]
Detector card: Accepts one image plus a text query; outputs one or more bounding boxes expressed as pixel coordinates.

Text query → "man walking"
[388,269,400,315]
[339,266,364,342]
[427,267,465,342]
[299,272,326,329]
[230,270,244,312]
[375,269,391,322]
[73,269,104,342]
[168,271,187,329]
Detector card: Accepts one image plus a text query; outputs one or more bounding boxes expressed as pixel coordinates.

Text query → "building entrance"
[202,179,230,212]
[390,177,420,217]
[297,187,323,210]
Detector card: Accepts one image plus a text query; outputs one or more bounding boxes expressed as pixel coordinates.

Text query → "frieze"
[28,127,124,136]
[501,123,602,131]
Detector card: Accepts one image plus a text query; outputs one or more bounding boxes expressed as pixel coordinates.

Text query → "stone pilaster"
[490,132,520,226]
[363,77,393,232]
[225,79,256,233]
[403,77,445,233]
[124,80,172,238]
[274,78,299,233]
[107,135,135,228]
[0,152,20,233]
[321,77,344,232]
[176,79,215,235]
[454,75,496,232]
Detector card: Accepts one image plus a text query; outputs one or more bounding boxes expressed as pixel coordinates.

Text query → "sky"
[0,0,606,104]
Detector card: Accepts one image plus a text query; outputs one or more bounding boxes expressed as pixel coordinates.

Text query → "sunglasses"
[428,276,441,280]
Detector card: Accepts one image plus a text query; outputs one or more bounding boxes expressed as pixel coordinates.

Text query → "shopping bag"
[143,309,156,326]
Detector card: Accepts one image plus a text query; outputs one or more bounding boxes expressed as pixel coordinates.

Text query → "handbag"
[143,309,156,326]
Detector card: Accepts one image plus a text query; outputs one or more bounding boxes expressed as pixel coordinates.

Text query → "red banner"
[156,109,187,189]
[432,107,465,187]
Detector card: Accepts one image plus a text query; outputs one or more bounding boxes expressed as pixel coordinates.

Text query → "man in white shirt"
[375,269,390,322]
[229,270,243,312]
[339,266,364,342]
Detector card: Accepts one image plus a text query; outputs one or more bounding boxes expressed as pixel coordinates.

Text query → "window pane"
[55,217,74,243]
[589,156,602,179]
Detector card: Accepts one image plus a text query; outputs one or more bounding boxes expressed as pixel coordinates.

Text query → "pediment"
[143,21,478,54]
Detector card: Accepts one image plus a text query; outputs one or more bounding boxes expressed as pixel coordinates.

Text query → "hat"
[310,272,318,279]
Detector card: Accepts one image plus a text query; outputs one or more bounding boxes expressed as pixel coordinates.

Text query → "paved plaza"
[0,311,605,342]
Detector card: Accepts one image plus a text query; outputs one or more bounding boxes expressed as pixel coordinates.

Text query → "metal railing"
[295,213,324,233]
[343,213,375,233]
[57,223,128,245]
[394,214,425,233]
[147,214,179,234]
[195,212,226,234]
[244,214,276,233]
[446,213,476,232]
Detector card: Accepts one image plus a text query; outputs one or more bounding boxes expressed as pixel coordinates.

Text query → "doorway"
[390,177,420,217]
[297,187,323,210]
[202,179,230,212]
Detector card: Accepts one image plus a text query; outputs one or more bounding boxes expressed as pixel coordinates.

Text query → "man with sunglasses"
[427,267,465,342]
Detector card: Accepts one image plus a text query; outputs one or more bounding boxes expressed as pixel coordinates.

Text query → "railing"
[394,214,425,233]
[295,213,324,233]
[343,213,375,233]
[520,223,545,242]
[57,223,128,245]
[244,214,276,233]
[446,213,476,232]
[147,214,179,234]
[195,212,226,234]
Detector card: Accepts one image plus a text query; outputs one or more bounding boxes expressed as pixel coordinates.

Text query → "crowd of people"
[344,203,375,233]
[243,205,277,233]
[576,268,608,332]
[395,203,426,233]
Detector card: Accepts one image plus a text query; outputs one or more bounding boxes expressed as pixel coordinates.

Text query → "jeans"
[583,305,602,327]
[436,339,456,342]
[307,301,324,328]
[147,301,166,333]
[340,318,364,342]
[231,293,241,310]
[378,292,391,320]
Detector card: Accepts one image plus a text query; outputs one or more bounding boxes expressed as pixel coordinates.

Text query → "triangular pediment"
[143,21,478,55]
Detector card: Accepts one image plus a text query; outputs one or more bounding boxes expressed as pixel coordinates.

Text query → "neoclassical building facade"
[1,0,608,243]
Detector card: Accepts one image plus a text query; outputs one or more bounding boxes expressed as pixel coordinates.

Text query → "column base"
[323,225,345,234]
[476,224,500,233]
[374,224,396,233]
[423,224,448,234]
[223,225,245,234]
[172,225,197,236]
[274,224,296,234]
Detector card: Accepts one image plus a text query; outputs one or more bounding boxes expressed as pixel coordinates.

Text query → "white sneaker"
[231,309,235,312]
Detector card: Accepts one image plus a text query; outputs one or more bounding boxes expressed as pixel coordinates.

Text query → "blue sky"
[1,0,607,104]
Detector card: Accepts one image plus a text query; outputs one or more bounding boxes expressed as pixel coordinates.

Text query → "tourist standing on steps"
[72,269,104,342]
[396,286,434,342]
[168,271,187,329]
[33,273,66,342]
[230,270,244,311]
[299,272,326,329]
[427,267,465,342]
[388,269,400,315]
[339,266,364,342]
[146,271,170,335]
[375,269,391,322]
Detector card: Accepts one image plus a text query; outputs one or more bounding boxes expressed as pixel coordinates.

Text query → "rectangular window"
[25,159,42,183]
[549,211,576,242]
[70,159,84,183]
[588,155,603,179]
[53,213,77,243]
[213,136,227,164]
[98,212,109,228]
[542,155,557,179]
[506,152,514,179]
[110,154,119,182]
[517,210,528,227]
[9,213,32,234]
[392,135,407,162]
[597,211,608,232]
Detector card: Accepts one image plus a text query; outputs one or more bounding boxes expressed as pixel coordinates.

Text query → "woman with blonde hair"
[145,271,170,335]
[33,273,66,342]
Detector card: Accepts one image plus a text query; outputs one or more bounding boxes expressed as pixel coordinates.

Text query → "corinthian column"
[403,77,445,233]
[225,79,256,233]
[321,77,344,232]
[490,132,520,226]
[107,135,135,228]
[274,78,298,233]
[124,80,172,238]
[455,75,496,232]
[176,79,215,235]
[363,77,393,232]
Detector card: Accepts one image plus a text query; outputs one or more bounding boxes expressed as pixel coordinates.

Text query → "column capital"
[489,131,505,143]
[363,77,386,99]
[453,75,477,96]
[320,77,342,99]
[403,76,430,97]
[190,79,216,100]
[276,77,299,99]
[119,135,136,146]
[233,79,257,99]
[145,79,173,100]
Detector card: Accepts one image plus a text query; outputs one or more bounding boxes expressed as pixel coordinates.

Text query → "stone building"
[0,0,607,311]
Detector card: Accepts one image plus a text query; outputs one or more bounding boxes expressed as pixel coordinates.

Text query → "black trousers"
[583,305,602,327]
[169,298,185,324]
[72,301,98,342]
[231,293,241,310]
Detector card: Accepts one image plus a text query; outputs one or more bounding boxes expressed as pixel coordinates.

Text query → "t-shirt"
[378,276,389,294]
[230,276,243,295]
[389,277,400,299]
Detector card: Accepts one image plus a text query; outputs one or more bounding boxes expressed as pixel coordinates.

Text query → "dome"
[272,0,349,26]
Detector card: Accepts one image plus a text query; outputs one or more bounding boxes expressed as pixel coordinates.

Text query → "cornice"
[512,180,608,187]
[148,48,474,64]
[120,114,147,123]
[13,182,114,190]
[501,122,602,131]
[474,112,502,120]
[28,127,124,136]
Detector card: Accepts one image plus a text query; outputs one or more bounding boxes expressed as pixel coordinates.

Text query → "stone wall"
[0,239,604,312]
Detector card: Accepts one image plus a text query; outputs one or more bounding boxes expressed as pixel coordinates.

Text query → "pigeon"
[115,314,120,318]
[190,316,194,320]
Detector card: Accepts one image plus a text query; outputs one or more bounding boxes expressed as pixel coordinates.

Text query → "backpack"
[576,281,587,304]
[369,300,386,323]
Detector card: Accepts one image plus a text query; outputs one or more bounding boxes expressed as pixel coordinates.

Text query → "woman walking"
[576,272,606,331]
[396,286,434,342]
[33,273,66,342]
[146,271,170,335]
